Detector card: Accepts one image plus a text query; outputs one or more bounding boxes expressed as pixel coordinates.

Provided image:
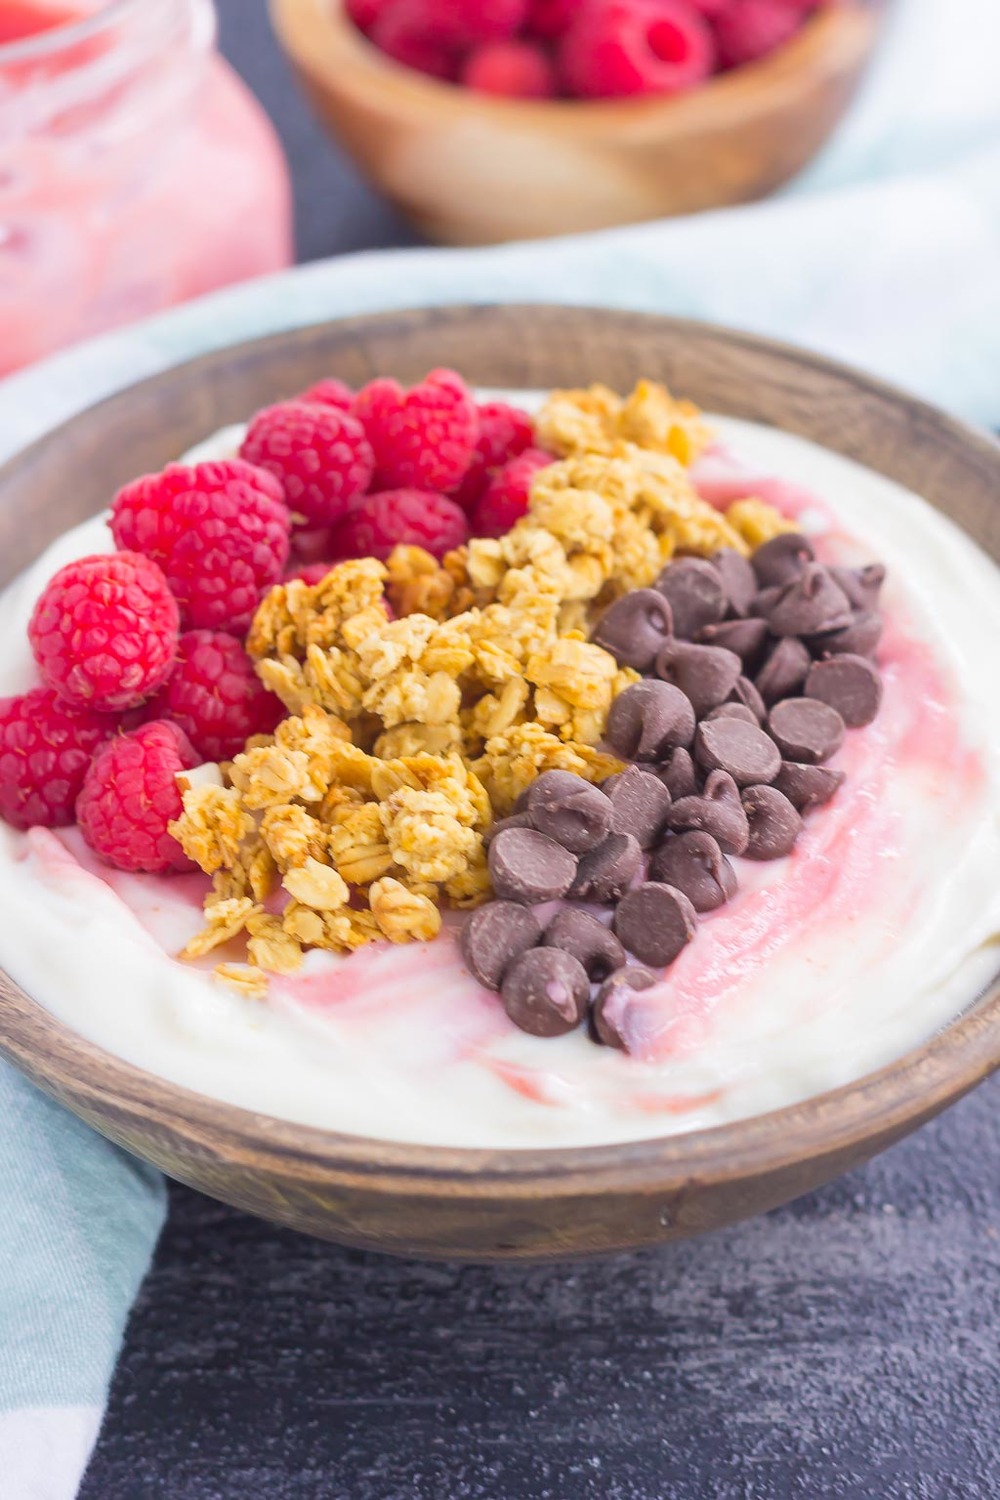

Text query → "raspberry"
[345,0,394,35]
[144,631,285,764]
[450,400,537,511]
[76,720,198,873]
[471,449,553,538]
[354,368,479,492]
[294,377,355,411]
[285,562,341,587]
[110,459,291,633]
[462,41,557,98]
[0,688,116,830]
[329,489,468,562]
[525,0,577,40]
[378,0,528,51]
[28,552,180,713]
[240,401,374,529]
[713,0,803,68]
[560,0,715,99]
[370,9,460,78]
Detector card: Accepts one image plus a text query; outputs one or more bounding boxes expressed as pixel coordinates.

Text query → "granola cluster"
[171,380,795,987]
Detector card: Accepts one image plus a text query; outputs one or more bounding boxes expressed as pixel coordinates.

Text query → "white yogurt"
[1,409,999,1149]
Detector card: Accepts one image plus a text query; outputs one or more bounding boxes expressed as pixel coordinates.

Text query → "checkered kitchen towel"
[2,0,999,1492]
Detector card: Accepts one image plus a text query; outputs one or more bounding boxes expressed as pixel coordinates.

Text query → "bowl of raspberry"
[270,0,889,244]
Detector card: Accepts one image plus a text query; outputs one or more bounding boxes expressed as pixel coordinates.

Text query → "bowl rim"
[1,303,999,1199]
[271,0,884,127]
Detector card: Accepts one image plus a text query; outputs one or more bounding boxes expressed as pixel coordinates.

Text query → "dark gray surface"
[78,4,1000,1496]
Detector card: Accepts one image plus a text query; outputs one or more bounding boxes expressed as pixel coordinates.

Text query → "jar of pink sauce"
[0,0,292,376]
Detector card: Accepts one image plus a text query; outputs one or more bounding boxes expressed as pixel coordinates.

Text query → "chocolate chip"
[569,832,643,903]
[544,908,625,982]
[829,562,886,611]
[755,637,812,706]
[705,703,758,726]
[654,557,727,638]
[592,967,659,1052]
[460,901,542,991]
[729,675,766,723]
[694,716,781,787]
[741,784,803,860]
[484,811,535,846]
[527,772,613,854]
[666,769,749,855]
[592,589,673,672]
[649,830,738,913]
[696,616,769,668]
[765,564,853,638]
[655,640,742,719]
[613,882,698,967]
[767,697,845,764]
[806,611,883,659]
[501,947,590,1038]
[659,747,700,801]
[711,548,758,617]
[488,827,578,904]
[805,653,883,728]
[603,766,673,849]
[751,532,815,588]
[750,586,783,618]
[774,761,846,812]
[605,680,696,762]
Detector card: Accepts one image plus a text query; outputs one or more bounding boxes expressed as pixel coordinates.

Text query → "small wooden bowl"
[1,306,999,1261]
[270,0,887,245]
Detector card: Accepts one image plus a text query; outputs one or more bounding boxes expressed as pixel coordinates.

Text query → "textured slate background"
[78,5,1000,1495]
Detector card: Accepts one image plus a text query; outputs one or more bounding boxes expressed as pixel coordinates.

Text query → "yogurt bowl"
[1,305,999,1259]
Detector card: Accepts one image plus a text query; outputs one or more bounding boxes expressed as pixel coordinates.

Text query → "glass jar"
[0,0,292,376]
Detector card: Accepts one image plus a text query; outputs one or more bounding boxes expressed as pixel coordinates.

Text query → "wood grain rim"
[1,303,998,1218]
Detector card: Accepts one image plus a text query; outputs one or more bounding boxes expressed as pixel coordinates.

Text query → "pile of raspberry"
[0,368,547,878]
[347,0,826,101]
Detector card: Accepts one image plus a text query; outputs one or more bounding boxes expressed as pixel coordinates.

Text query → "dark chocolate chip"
[501,947,590,1038]
[488,827,578,904]
[605,680,696,762]
[696,616,769,668]
[705,703,758,726]
[613,882,698,968]
[767,697,845,764]
[592,589,673,672]
[804,654,883,728]
[741,784,804,860]
[755,636,812,706]
[774,761,846,812]
[750,586,783,618]
[602,766,673,849]
[659,747,700,801]
[569,832,643,903]
[460,901,542,991]
[829,562,886,611]
[765,564,853,638]
[751,532,815,588]
[544,908,625,982]
[729,675,766,723]
[806,610,883,659]
[484,811,535,846]
[592,967,659,1052]
[711,548,758,617]
[649,830,738,913]
[655,640,742,719]
[666,769,749,855]
[654,557,727,639]
[527,772,613,855]
[694,716,781,787]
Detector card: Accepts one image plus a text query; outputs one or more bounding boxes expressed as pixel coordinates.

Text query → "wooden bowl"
[269,0,888,245]
[1,306,999,1261]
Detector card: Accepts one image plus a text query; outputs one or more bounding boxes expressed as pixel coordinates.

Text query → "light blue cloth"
[1,0,999,1492]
